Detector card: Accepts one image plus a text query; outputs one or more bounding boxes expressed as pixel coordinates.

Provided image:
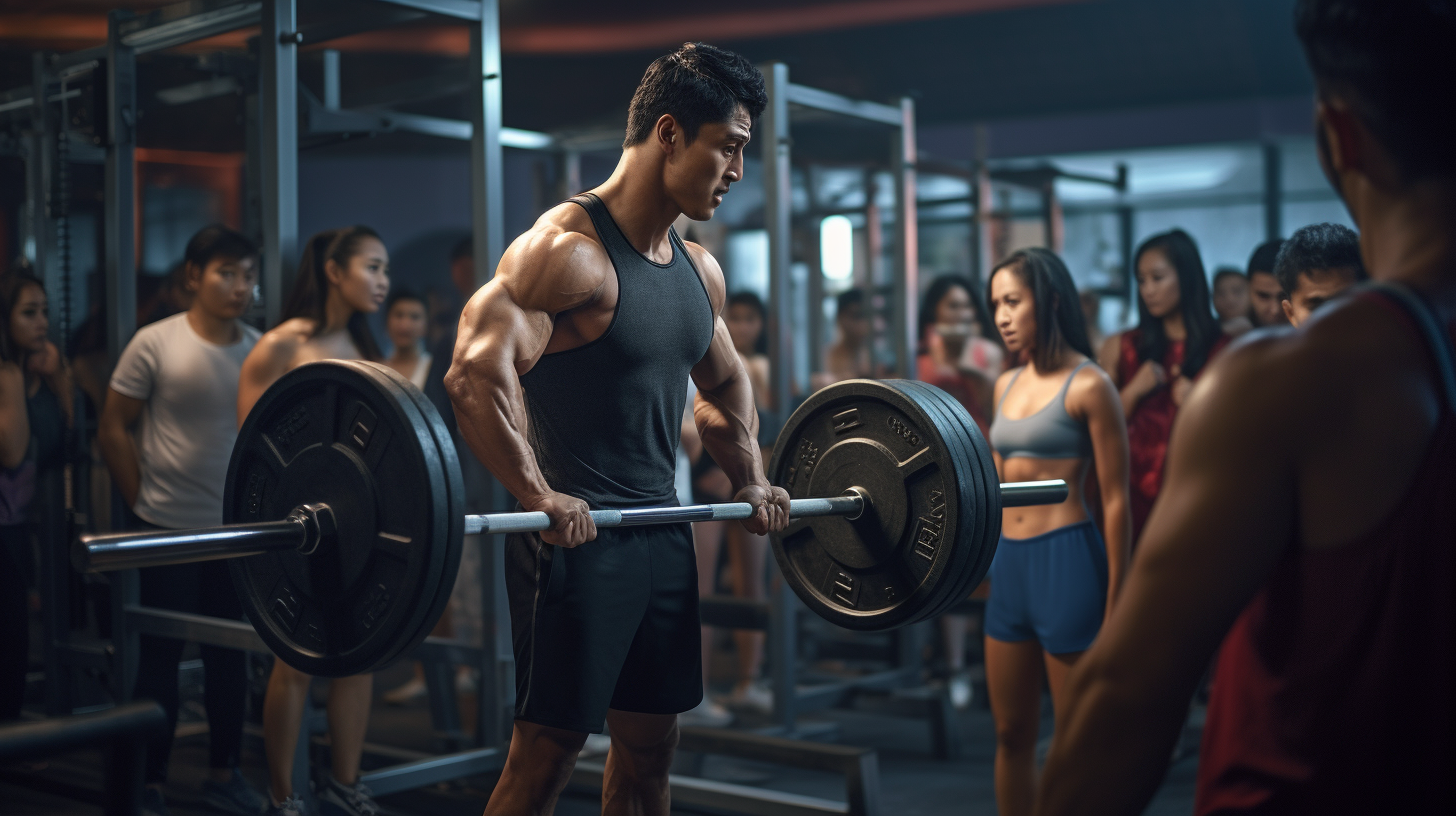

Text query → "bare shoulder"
[494,202,612,315]
[992,366,1019,404]
[247,320,310,372]
[682,240,726,314]
[0,361,22,389]
[1068,359,1120,410]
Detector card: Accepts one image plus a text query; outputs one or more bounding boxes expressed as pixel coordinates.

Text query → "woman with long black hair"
[1097,228,1229,545]
[984,248,1131,815]
[238,226,389,816]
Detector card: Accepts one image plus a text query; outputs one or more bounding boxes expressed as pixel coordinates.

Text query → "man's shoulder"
[502,203,611,282]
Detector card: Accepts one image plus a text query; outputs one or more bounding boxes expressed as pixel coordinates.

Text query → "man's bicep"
[102,388,146,429]
[690,317,742,394]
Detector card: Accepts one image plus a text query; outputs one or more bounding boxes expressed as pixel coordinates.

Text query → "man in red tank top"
[1033,2,1456,814]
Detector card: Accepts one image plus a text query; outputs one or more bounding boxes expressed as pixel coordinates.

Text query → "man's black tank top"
[519,193,714,509]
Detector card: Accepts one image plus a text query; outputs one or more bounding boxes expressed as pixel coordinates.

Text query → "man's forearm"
[1035,661,1189,816]
[450,364,556,506]
[695,369,767,494]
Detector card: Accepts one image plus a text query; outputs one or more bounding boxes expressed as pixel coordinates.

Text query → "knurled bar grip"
[76,480,1069,573]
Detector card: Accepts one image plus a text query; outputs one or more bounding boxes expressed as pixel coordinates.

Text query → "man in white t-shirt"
[98,225,265,816]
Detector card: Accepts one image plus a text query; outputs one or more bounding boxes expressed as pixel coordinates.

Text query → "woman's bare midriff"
[998,454,1090,539]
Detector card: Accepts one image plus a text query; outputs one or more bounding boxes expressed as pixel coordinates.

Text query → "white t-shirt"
[110,313,261,529]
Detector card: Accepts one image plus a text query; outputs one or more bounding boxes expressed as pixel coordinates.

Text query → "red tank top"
[1195,286,1456,815]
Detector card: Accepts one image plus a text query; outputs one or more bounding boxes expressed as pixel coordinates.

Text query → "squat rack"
[4,1,891,813]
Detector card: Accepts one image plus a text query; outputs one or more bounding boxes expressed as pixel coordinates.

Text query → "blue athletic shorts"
[984,520,1108,655]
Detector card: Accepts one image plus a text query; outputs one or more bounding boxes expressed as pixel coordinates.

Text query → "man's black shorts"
[505,521,702,733]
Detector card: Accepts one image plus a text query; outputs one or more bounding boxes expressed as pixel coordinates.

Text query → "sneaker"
[678,696,733,727]
[317,775,379,816]
[381,676,427,706]
[264,795,306,816]
[141,787,170,816]
[725,681,773,716]
[948,670,973,710]
[202,769,266,816]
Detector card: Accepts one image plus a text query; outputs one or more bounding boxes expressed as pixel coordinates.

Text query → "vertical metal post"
[1042,179,1064,253]
[806,222,825,379]
[27,54,50,285]
[1262,140,1282,241]
[469,0,505,287]
[761,62,794,416]
[890,98,918,379]
[260,0,298,328]
[469,0,511,749]
[105,12,137,365]
[321,49,341,110]
[558,149,582,201]
[969,125,993,286]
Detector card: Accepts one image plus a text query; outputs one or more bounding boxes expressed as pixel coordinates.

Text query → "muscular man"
[1035,2,1454,814]
[1245,240,1288,327]
[1275,222,1367,327]
[445,43,789,816]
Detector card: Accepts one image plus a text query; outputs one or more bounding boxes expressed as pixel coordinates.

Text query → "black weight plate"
[224,361,462,677]
[900,381,1002,614]
[363,366,465,670]
[768,380,965,630]
[890,382,988,624]
[901,380,1002,610]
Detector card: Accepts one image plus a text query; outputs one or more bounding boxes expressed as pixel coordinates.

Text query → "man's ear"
[1315,99,1363,180]
[183,262,202,293]
[654,114,680,155]
[1281,298,1296,325]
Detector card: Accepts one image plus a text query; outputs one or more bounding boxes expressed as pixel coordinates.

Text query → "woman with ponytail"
[238,226,390,816]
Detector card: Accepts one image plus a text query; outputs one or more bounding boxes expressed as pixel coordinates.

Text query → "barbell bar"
[78,480,1067,573]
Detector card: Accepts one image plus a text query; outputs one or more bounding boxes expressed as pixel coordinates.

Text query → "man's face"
[190,255,256,321]
[1282,267,1360,328]
[664,105,750,221]
[1248,271,1288,327]
[1212,275,1249,323]
[838,304,870,345]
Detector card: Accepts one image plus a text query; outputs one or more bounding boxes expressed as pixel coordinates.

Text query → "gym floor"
[0,653,1200,816]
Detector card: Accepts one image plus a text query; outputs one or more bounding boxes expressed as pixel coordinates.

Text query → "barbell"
[76,361,1067,677]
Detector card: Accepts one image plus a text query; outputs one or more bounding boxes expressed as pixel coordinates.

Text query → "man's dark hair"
[624,43,767,148]
[835,288,865,319]
[1273,222,1367,296]
[183,224,257,272]
[1247,239,1284,278]
[386,287,426,315]
[988,249,1092,373]
[1133,229,1222,379]
[1212,266,1246,289]
[1295,0,1456,179]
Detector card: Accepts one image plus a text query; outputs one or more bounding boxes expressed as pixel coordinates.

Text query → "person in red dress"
[1097,229,1229,546]
[917,274,1005,437]
[1034,2,1455,813]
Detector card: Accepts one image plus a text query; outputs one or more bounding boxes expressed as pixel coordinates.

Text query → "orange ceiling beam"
[0,0,1080,56]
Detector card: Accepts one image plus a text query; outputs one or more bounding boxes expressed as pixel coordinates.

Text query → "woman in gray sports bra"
[982,248,1132,816]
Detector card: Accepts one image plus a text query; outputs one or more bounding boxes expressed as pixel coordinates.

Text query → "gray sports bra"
[989,361,1094,460]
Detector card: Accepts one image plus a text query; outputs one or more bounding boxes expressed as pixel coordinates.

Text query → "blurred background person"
[917,274,1004,437]
[813,288,875,389]
[1211,266,1254,336]
[1274,222,1367,328]
[381,288,432,390]
[238,227,389,816]
[1246,239,1289,328]
[1099,229,1228,546]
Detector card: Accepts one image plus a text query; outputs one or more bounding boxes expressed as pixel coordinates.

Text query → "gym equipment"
[76,361,1065,676]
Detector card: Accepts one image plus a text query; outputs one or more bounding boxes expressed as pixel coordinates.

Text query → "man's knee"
[607,715,679,776]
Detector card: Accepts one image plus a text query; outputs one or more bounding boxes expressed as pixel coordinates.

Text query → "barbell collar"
[76,504,333,573]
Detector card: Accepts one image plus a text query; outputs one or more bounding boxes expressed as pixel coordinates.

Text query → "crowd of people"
[0,4,1445,814]
[0,216,1381,816]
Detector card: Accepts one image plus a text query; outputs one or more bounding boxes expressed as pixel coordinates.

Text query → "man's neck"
[1355,183,1456,295]
[186,307,240,345]
[594,149,682,258]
